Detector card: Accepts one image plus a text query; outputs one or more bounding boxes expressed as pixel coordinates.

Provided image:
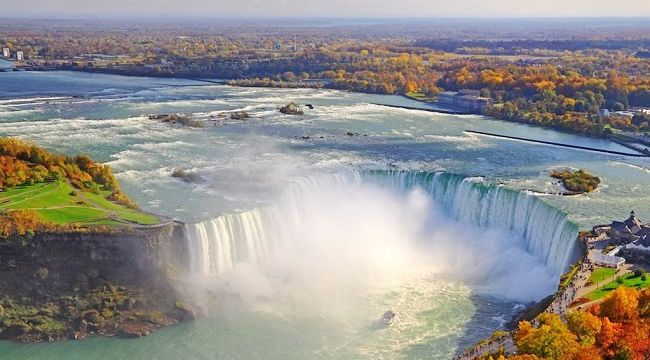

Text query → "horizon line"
[2,15,650,21]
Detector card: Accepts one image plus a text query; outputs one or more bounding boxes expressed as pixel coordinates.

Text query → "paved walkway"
[570,265,631,309]
[456,260,593,359]
[453,233,639,360]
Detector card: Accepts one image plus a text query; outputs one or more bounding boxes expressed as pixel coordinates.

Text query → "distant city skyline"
[2,0,650,18]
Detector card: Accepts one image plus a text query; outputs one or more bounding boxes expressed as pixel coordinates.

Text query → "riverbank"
[12,66,650,147]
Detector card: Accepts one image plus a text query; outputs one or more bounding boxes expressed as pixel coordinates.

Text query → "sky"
[1,0,649,18]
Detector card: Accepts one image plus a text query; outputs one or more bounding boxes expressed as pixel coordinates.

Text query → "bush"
[0,210,44,238]
[634,269,644,277]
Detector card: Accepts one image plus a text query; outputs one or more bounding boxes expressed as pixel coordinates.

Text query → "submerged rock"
[278,103,304,115]
[149,114,205,128]
[171,168,204,183]
[174,301,198,321]
[229,111,251,120]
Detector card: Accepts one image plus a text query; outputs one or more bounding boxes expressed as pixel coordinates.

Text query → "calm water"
[0,71,648,359]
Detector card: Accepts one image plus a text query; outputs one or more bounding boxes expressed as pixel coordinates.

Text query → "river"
[0,71,648,359]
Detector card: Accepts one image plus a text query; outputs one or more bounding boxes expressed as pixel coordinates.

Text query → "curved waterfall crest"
[184,170,578,278]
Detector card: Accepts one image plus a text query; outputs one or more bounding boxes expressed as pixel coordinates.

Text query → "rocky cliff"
[0,222,195,343]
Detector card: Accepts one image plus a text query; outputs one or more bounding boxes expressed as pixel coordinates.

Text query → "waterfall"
[183,170,578,279]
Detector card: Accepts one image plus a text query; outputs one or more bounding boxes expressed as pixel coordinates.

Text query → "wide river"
[0,71,648,359]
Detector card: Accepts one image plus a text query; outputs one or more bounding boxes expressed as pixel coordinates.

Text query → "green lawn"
[0,181,159,226]
[589,267,617,284]
[405,91,434,102]
[585,272,650,301]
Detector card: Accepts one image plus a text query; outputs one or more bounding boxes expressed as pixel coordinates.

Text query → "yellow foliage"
[600,287,640,322]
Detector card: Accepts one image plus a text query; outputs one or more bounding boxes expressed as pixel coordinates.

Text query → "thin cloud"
[2,0,649,18]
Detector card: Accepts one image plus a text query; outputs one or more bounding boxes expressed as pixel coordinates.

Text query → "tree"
[567,310,602,346]
[572,346,602,360]
[404,80,418,93]
[515,313,580,360]
[638,288,650,318]
[598,317,620,358]
[600,287,640,322]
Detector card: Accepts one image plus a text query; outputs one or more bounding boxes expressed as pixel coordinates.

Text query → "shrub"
[0,210,44,238]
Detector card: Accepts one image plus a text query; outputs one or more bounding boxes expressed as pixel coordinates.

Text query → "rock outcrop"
[0,222,195,342]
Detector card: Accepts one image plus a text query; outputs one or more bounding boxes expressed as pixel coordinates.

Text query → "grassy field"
[0,181,159,226]
[585,272,650,301]
[405,91,435,102]
[588,267,617,284]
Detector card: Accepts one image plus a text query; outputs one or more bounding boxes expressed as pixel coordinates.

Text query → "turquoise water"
[0,71,648,359]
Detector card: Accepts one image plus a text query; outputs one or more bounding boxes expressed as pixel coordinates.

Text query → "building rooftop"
[588,252,626,267]
[611,211,643,234]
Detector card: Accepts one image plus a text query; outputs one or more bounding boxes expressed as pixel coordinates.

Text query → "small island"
[550,169,601,194]
[0,138,193,343]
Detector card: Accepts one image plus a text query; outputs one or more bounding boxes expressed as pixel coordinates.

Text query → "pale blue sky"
[2,0,649,18]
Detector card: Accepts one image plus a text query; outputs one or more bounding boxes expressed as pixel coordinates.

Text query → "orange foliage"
[600,287,640,322]
[512,287,650,360]
[0,210,44,237]
[0,137,136,209]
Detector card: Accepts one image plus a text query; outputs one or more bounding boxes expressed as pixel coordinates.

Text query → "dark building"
[611,210,644,243]
[437,90,493,114]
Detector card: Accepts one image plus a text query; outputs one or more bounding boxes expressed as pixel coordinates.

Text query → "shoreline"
[9,66,646,148]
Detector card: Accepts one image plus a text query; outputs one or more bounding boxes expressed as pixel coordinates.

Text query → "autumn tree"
[515,313,580,360]
[600,287,640,323]
[567,310,602,346]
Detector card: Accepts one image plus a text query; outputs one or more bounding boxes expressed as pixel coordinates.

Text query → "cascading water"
[365,170,579,276]
[184,170,578,299]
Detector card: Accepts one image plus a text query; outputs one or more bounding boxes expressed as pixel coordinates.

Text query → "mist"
[181,171,560,323]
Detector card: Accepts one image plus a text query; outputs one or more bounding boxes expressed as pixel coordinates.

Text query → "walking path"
[570,265,632,310]
[456,259,594,359]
